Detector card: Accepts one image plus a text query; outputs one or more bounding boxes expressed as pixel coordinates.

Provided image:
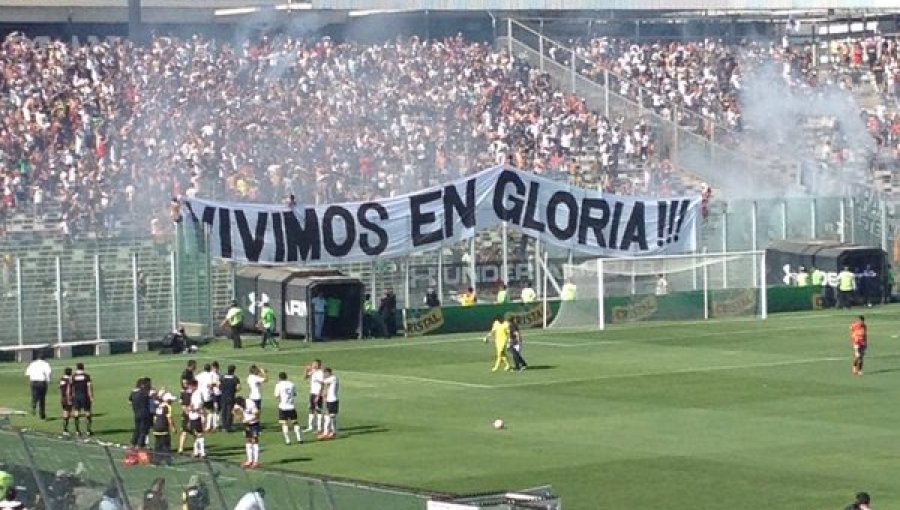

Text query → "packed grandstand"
[0,27,896,244]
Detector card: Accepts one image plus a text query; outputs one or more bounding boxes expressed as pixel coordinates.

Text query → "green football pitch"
[2,306,899,510]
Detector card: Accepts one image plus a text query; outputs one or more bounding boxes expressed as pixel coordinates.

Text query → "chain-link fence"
[0,193,886,349]
[0,429,426,510]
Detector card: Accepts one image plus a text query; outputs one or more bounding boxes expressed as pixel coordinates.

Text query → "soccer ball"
[493,419,504,430]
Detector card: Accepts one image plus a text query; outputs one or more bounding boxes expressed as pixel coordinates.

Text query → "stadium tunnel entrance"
[234,267,363,341]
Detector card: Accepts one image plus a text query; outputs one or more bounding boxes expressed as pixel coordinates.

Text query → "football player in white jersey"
[318,368,340,440]
[195,363,217,432]
[303,359,325,433]
[274,372,302,445]
[188,380,206,458]
[234,396,261,468]
[247,365,267,413]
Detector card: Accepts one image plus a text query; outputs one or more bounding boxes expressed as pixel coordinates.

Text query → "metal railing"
[501,19,804,195]
[0,429,426,510]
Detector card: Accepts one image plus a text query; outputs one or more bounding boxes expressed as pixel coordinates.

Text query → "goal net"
[548,251,765,330]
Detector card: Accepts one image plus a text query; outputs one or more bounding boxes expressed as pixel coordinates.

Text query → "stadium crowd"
[0,27,899,241]
[0,31,680,241]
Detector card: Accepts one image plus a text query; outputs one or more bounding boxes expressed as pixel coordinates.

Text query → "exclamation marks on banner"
[672,200,689,242]
[657,199,691,247]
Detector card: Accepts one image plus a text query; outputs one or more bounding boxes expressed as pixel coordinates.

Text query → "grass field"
[2,306,900,510]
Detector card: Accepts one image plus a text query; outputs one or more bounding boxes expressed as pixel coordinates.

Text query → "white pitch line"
[490,355,847,389]
[229,358,490,389]
[529,340,621,348]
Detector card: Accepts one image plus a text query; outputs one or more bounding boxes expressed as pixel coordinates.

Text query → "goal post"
[547,251,766,330]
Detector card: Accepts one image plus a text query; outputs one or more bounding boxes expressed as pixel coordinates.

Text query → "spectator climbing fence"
[0,428,427,510]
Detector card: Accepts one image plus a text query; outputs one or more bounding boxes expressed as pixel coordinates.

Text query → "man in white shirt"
[520,282,537,304]
[233,488,266,510]
[303,359,325,433]
[273,372,302,445]
[246,365,267,412]
[25,354,52,419]
[318,368,340,441]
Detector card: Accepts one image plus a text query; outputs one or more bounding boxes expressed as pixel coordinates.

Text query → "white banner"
[181,165,700,265]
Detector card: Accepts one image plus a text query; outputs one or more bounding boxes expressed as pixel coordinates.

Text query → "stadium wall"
[403,286,821,336]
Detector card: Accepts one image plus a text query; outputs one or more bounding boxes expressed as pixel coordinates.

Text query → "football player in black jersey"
[71,363,94,437]
[59,367,73,437]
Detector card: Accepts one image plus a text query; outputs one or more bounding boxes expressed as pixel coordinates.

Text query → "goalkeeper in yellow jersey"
[485,315,511,372]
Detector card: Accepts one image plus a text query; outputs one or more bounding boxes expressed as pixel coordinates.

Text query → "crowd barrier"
[0,428,426,510]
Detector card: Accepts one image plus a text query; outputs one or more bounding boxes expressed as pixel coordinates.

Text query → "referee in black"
[219,365,240,432]
[24,354,52,419]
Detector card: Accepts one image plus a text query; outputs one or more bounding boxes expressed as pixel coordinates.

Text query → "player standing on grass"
[151,393,176,465]
[71,363,94,437]
[177,380,193,454]
[486,315,511,372]
[850,315,868,376]
[59,368,73,437]
[506,317,528,371]
[274,372,302,445]
[188,380,206,458]
[247,365,267,412]
[304,360,325,433]
[234,396,261,468]
[318,368,339,440]
[258,299,279,350]
[195,364,214,432]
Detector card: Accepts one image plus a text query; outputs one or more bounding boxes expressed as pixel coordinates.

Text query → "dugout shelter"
[234,267,363,340]
[765,240,888,289]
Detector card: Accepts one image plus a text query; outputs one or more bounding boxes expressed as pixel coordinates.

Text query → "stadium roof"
[1,0,895,24]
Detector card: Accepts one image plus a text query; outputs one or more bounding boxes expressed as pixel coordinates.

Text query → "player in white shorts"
[194,363,216,432]
[318,367,339,440]
[274,371,302,445]
[303,359,325,433]
[234,396,261,468]
[247,365,267,413]
[188,380,206,458]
